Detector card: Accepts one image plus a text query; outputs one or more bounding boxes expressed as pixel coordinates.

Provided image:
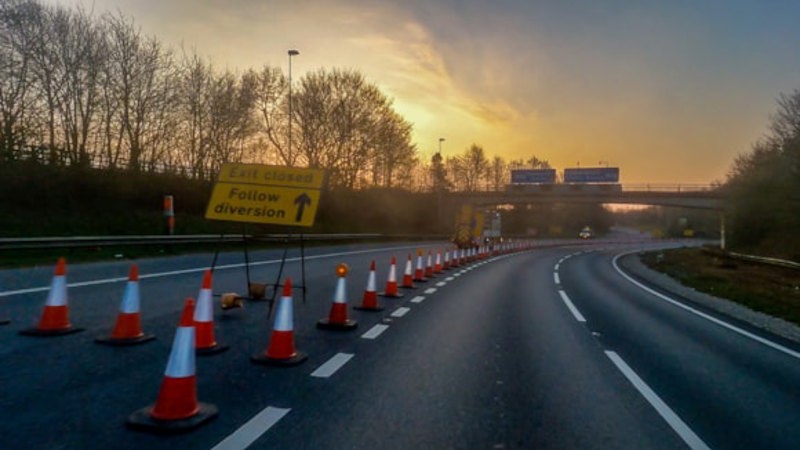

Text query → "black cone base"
[0,319,10,325]
[379,292,404,299]
[126,403,218,434]
[196,344,230,356]
[251,351,308,366]
[20,326,84,337]
[95,333,155,346]
[316,318,357,330]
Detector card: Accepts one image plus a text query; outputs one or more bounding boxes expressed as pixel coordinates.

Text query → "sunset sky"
[52,0,800,184]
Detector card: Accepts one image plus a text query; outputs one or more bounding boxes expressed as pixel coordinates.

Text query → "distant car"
[579,226,593,239]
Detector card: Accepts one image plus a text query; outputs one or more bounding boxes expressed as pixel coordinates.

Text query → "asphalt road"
[1,237,799,449]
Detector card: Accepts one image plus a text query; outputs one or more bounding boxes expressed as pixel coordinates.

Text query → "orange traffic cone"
[96,265,155,346]
[194,270,228,355]
[400,254,416,289]
[413,250,427,283]
[433,251,443,274]
[424,251,435,278]
[127,298,218,433]
[450,248,460,268]
[354,260,383,311]
[317,263,357,330]
[252,278,308,366]
[379,256,403,298]
[20,258,83,336]
[442,249,451,270]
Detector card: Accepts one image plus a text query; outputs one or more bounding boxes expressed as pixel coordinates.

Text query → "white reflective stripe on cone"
[119,281,140,313]
[45,276,67,307]
[194,289,214,322]
[164,326,196,378]
[333,278,347,304]
[366,270,376,291]
[273,296,294,331]
[388,263,397,282]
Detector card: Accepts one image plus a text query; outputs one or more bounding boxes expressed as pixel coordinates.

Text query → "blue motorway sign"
[563,167,619,183]
[511,169,557,184]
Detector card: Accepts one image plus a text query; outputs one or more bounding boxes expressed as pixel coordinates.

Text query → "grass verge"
[641,246,800,327]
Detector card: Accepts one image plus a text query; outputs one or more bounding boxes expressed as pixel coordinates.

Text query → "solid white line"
[0,244,429,298]
[361,324,389,340]
[554,272,561,285]
[210,406,290,450]
[391,307,411,318]
[435,281,447,287]
[558,290,586,322]
[410,296,425,303]
[612,252,800,361]
[311,353,354,378]
[605,351,710,450]
[424,288,437,294]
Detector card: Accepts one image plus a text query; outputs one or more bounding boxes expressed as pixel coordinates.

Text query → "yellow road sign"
[205,164,324,227]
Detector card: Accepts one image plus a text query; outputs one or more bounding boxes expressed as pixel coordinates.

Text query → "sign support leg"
[243,226,252,288]
[300,233,307,304]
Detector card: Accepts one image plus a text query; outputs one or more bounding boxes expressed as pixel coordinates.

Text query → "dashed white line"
[410,296,425,303]
[558,290,586,322]
[361,324,389,340]
[553,272,561,285]
[311,353,354,378]
[435,281,447,287]
[605,351,710,450]
[424,288,437,294]
[210,406,290,450]
[554,263,560,271]
[391,307,411,318]
[445,277,455,281]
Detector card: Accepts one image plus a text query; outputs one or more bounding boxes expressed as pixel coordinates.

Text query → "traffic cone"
[317,263,357,330]
[127,298,218,433]
[96,265,155,346]
[194,270,228,355]
[451,248,460,268]
[413,250,427,283]
[424,251,435,278]
[379,256,403,298]
[400,254,416,289]
[354,260,383,311]
[442,249,451,270]
[252,278,308,366]
[433,251,443,274]
[20,258,83,336]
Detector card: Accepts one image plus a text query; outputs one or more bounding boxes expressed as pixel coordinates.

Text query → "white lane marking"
[311,353,354,378]
[391,307,411,318]
[411,296,425,303]
[605,351,710,450]
[435,281,447,287]
[454,273,462,277]
[424,288,437,294]
[210,406,290,450]
[558,290,586,323]
[361,324,389,340]
[554,263,560,271]
[612,252,800,361]
[0,244,428,298]
[554,272,561,285]
[445,277,455,281]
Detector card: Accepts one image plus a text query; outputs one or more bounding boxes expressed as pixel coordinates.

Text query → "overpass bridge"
[445,184,725,210]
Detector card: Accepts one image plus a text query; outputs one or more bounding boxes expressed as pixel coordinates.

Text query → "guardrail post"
[720,212,726,251]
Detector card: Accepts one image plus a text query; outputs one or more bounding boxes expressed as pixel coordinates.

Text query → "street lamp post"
[288,49,299,162]
[436,137,445,231]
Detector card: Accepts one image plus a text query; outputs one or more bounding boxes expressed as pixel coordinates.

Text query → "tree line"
[725,88,800,259]
[1,0,556,193]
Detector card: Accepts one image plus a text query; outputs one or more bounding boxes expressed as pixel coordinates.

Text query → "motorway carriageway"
[1,237,799,449]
